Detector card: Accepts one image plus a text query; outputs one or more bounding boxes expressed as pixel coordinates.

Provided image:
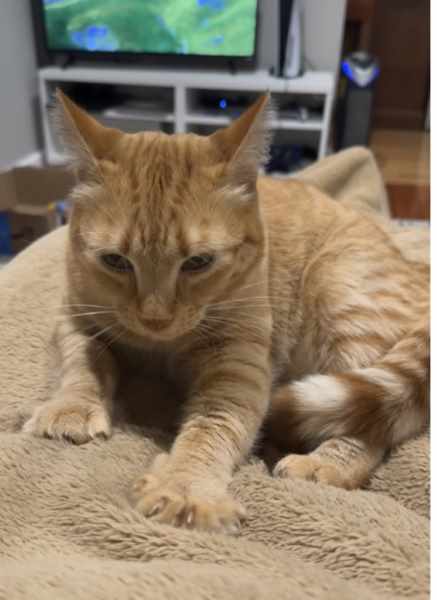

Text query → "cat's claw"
[274,454,354,489]
[132,473,246,533]
[23,396,111,445]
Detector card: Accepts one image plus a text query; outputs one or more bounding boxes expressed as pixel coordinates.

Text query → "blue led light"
[341,60,354,82]
[219,99,227,109]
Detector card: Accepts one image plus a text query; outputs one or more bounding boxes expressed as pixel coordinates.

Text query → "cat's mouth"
[115,305,206,343]
[122,316,200,343]
[139,317,173,333]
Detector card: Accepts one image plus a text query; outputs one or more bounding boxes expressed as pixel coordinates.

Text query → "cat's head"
[57,90,271,342]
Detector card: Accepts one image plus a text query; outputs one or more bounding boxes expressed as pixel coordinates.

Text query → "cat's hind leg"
[273,436,384,489]
[266,325,428,489]
[265,374,388,489]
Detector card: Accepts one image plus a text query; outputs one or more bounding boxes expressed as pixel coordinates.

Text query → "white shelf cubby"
[38,66,335,167]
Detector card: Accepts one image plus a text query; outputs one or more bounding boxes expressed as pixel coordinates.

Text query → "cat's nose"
[138,295,173,331]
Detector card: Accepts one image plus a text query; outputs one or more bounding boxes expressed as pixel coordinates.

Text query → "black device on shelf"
[335,51,380,149]
[31,0,259,70]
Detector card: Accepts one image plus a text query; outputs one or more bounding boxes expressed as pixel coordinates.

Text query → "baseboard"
[1,151,43,171]
[13,152,43,168]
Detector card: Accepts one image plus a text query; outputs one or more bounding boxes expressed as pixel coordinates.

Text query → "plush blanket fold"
[0,147,429,599]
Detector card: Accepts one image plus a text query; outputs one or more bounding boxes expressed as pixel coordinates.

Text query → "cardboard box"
[0,165,74,255]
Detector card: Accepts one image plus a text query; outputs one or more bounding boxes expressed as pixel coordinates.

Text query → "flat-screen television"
[33,0,259,66]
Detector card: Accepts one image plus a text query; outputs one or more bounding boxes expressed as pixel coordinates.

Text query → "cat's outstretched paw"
[23,396,111,445]
[132,473,246,534]
[273,454,354,489]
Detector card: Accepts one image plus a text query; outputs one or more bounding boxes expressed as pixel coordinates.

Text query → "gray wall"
[303,0,346,73]
[258,0,346,75]
[0,0,39,168]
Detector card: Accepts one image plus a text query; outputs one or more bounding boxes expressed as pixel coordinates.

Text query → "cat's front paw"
[23,395,111,445]
[132,473,246,534]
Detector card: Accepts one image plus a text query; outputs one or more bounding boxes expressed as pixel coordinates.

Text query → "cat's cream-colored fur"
[24,91,429,533]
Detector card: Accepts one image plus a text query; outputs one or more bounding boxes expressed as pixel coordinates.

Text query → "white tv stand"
[38,66,335,167]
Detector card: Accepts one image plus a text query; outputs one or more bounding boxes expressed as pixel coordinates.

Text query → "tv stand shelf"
[38,66,335,166]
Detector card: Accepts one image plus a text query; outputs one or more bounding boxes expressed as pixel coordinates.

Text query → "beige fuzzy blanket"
[0,148,429,599]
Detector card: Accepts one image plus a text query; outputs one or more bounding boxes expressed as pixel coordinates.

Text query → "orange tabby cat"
[24,91,429,533]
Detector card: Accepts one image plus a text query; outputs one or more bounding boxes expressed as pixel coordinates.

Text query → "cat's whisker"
[57,310,117,319]
[64,321,102,339]
[63,322,120,361]
[87,322,120,342]
[204,315,269,336]
[208,301,272,310]
[207,309,271,322]
[205,322,267,335]
[207,302,273,314]
[56,310,118,320]
[209,296,272,305]
[54,303,114,310]
[207,300,271,311]
[94,325,125,362]
[210,291,292,307]
[210,308,272,315]
[208,310,266,318]
[220,302,272,307]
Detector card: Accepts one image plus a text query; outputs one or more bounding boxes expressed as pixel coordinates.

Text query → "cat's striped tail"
[270,318,430,449]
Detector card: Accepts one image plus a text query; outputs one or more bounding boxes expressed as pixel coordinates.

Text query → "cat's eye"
[181,253,215,273]
[100,253,133,273]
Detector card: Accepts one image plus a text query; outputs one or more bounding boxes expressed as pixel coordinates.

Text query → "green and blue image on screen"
[42,0,258,57]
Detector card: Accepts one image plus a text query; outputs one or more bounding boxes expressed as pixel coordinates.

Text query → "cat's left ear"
[211,93,272,192]
[54,89,123,180]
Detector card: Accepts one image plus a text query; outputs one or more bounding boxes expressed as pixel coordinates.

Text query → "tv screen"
[40,0,258,59]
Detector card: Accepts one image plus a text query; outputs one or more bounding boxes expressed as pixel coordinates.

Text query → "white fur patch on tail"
[293,375,349,411]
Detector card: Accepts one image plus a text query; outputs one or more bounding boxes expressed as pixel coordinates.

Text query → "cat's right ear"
[54,89,122,180]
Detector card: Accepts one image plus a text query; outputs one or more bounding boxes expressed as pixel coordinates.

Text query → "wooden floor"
[370,129,430,219]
